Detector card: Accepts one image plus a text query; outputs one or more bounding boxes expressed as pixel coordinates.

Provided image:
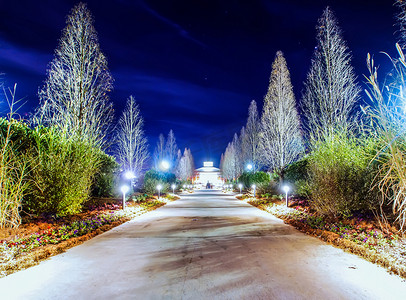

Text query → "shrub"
[91,152,119,198]
[307,130,373,218]
[142,169,176,194]
[284,157,311,198]
[24,127,101,216]
[238,171,272,194]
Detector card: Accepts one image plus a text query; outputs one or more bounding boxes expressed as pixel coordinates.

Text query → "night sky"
[0,0,397,167]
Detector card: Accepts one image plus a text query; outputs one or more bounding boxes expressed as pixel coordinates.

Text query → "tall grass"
[364,45,406,232]
[0,85,29,228]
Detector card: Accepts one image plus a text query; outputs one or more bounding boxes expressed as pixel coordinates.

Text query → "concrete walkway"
[1,190,406,299]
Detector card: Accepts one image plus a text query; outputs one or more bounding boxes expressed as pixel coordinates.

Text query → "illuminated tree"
[260,51,303,177]
[165,129,179,169]
[241,100,261,171]
[153,134,166,169]
[221,135,242,181]
[37,2,113,146]
[175,148,195,181]
[301,7,360,138]
[115,96,149,176]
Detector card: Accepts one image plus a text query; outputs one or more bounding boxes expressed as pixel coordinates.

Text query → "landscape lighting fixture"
[120,185,129,210]
[157,184,162,199]
[171,184,176,194]
[251,184,256,197]
[283,185,290,207]
[238,183,243,193]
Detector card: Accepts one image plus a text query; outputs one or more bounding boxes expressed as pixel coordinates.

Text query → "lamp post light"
[124,170,136,190]
[159,160,170,171]
[251,184,256,197]
[157,184,162,199]
[171,183,176,194]
[246,163,253,171]
[283,185,290,207]
[238,183,243,194]
[120,185,129,210]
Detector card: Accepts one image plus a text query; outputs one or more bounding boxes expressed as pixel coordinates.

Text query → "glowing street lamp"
[246,164,253,171]
[124,170,136,189]
[171,183,176,194]
[238,183,243,194]
[283,185,290,207]
[157,184,162,199]
[124,170,136,180]
[120,185,129,210]
[159,160,170,171]
[251,184,256,197]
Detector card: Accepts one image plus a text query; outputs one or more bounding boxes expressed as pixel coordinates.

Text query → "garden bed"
[240,196,406,279]
[0,195,177,278]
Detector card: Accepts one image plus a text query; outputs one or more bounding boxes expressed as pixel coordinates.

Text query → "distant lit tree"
[260,51,303,178]
[115,96,149,176]
[301,7,360,139]
[153,133,166,169]
[175,148,195,181]
[165,129,179,170]
[37,2,113,146]
[241,100,261,171]
[221,135,242,181]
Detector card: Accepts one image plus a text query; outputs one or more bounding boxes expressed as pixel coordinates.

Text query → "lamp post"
[121,185,129,210]
[157,184,162,199]
[246,163,253,171]
[251,184,256,197]
[238,183,243,194]
[171,183,176,194]
[283,185,290,207]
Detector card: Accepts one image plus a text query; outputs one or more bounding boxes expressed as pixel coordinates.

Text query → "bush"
[24,127,101,216]
[307,130,373,218]
[284,157,311,198]
[91,152,119,197]
[238,171,272,194]
[142,169,177,194]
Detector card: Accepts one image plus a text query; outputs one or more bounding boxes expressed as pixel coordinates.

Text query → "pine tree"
[260,51,303,177]
[37,2,113,146]
[301,7,360,139]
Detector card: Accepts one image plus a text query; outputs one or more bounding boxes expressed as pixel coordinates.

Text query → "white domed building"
[195,162,223,189]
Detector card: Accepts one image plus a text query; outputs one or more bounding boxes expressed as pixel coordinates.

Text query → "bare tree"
[165,129,178,170]
[115,96,149,176]
[241,100,261,171]
[175,148,195,181]
[220,135,241,181]
[301,7,360,139]
[37,2,113,146]
[153,133,166,169]
[260,51,303,178]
